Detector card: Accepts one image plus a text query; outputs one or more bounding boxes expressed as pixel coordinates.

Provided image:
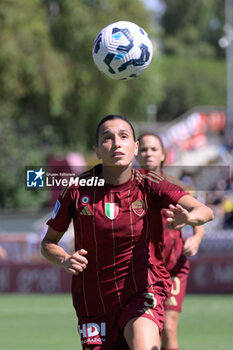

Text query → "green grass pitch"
[0,294,233,350]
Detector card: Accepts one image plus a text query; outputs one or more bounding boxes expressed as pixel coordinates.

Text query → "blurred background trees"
[0,0,226,208]
[157,0,226,120]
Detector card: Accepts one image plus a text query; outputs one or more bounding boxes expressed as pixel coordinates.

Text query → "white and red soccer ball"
[92,21,153,80]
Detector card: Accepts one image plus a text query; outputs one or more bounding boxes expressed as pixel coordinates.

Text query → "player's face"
[137,135,165,170]
[95,119,138,167]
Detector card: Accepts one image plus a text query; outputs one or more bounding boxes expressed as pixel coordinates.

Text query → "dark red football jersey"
[161,172,190,275]
[162,220,190,275]
[47,165,187,318]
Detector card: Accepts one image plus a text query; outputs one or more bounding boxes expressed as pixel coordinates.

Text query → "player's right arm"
[41,226,88,275]
[183,225,205,257]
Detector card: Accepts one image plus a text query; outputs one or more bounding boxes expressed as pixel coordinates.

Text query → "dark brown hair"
[137,132,166,167]
[96,114,136,145]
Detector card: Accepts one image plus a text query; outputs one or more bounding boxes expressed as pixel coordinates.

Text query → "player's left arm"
[164,194,214,230]
[183,225,205,257]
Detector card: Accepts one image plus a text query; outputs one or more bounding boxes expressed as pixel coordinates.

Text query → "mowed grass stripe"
[178,294,233,350]
[0,294,233,350]
[0,294,81,350]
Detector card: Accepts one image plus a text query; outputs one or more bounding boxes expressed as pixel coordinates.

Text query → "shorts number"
[143,292,157,308]
[171,277,181,296]
[139,292,157,315]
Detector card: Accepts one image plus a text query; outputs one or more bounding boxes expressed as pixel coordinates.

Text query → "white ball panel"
[92,21,153,80]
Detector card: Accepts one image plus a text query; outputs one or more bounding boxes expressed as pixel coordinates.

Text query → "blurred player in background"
[137,133,205,350]
[41,115,212,350]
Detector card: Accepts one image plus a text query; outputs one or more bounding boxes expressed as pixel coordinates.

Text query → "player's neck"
[152,166,162,174]
[101,165,132,185]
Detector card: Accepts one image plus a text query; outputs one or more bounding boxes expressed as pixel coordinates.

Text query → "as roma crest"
[105,203,119,220]
[131,199,145,216]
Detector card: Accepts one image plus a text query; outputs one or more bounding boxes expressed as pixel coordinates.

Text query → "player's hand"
[0,246,8,261]
[183,236,201,257]
[163,204,190,230]
[63,249,88,275]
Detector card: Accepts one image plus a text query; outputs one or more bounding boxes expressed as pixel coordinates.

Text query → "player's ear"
[94,145,101,159]
[134,141,139,157]
[161,150,166,164]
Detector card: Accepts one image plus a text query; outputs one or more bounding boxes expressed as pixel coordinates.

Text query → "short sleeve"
[157,178,188,208]
[46,187,75,232]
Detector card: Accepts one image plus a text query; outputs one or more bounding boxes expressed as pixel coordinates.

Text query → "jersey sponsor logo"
[80,206,92,215]
[51,200,61,219]
[105,203,119,220]
[78,322,106,342]
[131,199,145,216]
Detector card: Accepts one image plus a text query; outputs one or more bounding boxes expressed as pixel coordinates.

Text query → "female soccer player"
[137,132,205,350]
[41,115,213,350]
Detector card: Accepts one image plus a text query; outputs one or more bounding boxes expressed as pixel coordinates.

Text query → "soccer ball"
[92,21,153,80]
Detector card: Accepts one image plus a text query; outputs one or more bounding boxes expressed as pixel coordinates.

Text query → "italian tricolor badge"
[105,203,119,220]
